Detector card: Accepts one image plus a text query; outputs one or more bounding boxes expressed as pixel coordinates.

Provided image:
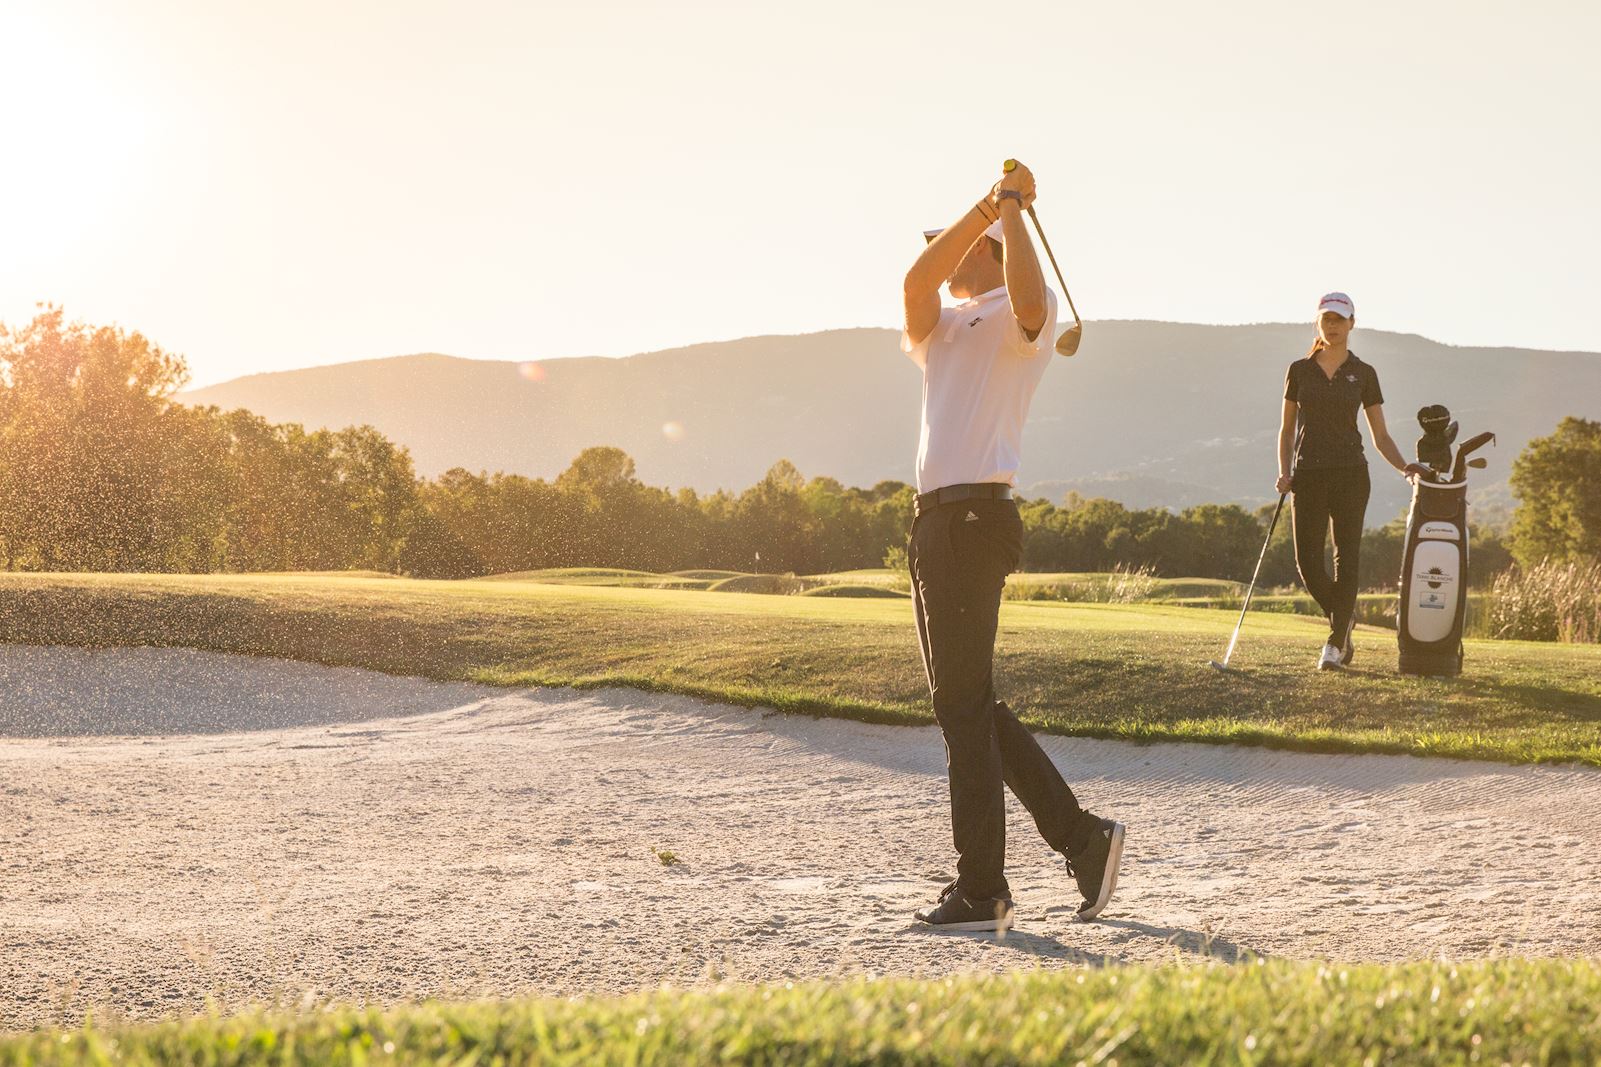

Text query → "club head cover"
[1415,405,1457,472]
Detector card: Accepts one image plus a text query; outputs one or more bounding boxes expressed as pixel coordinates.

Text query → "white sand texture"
[3,644,1600,1029]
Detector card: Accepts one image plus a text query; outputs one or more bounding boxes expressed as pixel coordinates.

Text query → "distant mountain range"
[179,322,1601,521]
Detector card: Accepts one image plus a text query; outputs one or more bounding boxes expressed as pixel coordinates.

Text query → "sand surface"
[3,644,1600,1029]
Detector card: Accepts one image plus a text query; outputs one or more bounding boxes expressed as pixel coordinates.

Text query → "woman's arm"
[1276,399,1298,494]
[1364,404,1427,478]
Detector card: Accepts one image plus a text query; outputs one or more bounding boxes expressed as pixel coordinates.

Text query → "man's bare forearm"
[999,199,1046,333]
[904,200,996,297]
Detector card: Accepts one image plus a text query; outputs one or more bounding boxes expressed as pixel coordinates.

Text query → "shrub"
[1490,559,1601,643]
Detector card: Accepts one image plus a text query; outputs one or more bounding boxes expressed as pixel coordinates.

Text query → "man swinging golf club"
[902,160,1124,931]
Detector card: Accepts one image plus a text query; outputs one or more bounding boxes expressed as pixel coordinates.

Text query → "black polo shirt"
[1284,351,1384,469]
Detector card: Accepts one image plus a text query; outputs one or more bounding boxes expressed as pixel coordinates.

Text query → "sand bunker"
[3,644,1599,1030]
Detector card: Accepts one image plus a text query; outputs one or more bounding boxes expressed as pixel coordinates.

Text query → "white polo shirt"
[901,285,1058,494]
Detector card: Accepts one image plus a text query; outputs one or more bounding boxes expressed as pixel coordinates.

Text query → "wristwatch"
[996,190,1024,206]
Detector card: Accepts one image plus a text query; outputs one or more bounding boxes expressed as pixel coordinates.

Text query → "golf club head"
[1055,323,1082,357]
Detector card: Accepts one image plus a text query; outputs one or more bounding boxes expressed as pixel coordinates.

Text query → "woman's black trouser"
[908,497,1088,901]
[1290,464,1371,646]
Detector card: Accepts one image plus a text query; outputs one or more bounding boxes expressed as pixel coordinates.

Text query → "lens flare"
[518,361,546,382]
[662,421,686,441]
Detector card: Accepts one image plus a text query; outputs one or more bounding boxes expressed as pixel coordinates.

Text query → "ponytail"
[1305,336,1326,360]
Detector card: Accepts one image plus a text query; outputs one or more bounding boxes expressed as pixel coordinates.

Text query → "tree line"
[1,309,1593,585]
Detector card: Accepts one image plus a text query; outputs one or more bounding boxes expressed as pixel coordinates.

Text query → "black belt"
[914,482,1013,517]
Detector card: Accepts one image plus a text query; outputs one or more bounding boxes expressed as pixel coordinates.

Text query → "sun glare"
[0,13,152,256]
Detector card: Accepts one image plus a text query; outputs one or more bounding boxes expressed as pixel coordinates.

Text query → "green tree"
[0,307,195,571]
[329,425,422,572]
[735,460,819,573]
[1509,417,1601,566]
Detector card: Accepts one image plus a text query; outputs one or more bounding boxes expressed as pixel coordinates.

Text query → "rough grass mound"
[477,567,659,582]
[478,569,709,589]
[798,583,908,598]
[706,574,812,595]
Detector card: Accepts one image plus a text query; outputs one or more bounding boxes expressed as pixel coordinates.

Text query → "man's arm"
[996,164,1046,340]
[903,199,997,347]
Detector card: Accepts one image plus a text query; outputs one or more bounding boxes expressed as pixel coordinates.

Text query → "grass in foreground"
[6,960,1601,1065]
[1,573,1598,765]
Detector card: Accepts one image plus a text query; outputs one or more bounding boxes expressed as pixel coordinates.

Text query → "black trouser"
[908,496,1088,901]
[1290,464,1371,646]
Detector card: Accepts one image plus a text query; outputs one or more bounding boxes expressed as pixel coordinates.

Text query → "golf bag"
[1397,479,1470,676]
[1397,406,1494,677]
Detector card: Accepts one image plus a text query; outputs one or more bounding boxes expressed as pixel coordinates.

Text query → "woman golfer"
[1277,292,1427,670]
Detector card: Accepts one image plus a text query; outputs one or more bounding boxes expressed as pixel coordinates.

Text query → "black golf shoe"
[914,880,1014,932]
[1065,816,1126,921]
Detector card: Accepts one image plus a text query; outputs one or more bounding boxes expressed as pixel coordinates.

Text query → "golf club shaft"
[1025,206,1082,326]
[1219,492,1286,668]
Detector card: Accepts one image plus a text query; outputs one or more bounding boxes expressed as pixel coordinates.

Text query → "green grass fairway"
[5,960,1599,1065]
[2,573,1598,765]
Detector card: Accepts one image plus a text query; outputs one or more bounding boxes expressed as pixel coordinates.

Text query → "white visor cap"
[1318,292,1355,318]
[923,218,1006,244]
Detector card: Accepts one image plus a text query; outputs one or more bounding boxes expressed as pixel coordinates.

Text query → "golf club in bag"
[1397,404,1495,676]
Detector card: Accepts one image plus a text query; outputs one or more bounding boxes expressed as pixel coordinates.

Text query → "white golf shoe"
[1318,643,1344,671]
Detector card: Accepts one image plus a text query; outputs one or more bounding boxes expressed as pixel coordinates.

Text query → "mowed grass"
[6,960,1601,1065]
[2,572,1598,765]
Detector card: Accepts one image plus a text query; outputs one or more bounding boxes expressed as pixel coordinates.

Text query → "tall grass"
[1004,563,1160,603]
[1490,559,1601,643]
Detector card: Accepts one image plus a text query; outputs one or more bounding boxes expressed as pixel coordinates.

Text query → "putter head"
[1208,659,1236,674]
[1055,322,1082,357]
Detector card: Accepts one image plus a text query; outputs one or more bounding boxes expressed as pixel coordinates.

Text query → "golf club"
[1002,159,1083,357]
[1208,491,1287,673]
[1449,431,1496,483]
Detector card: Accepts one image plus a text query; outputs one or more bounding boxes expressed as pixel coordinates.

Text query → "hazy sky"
[3,0,1597,387]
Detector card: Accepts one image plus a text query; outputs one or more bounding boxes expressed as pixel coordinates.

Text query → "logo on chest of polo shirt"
[968,316,984,327]
[1346,374,1358,383]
